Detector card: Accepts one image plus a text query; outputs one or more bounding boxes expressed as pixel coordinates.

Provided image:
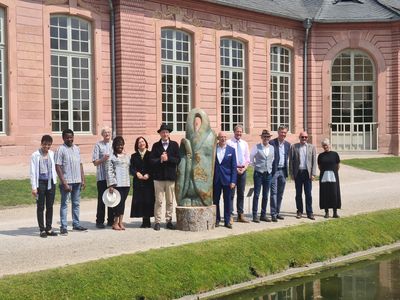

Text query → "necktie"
[237,140,243,166]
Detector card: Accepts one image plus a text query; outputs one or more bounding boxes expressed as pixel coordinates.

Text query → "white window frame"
[50,15,92,133]
[331,50,375,127]
[220,38,246,132]
[0,9,5,134]
[161,29,191,132]
[270,45,291,132]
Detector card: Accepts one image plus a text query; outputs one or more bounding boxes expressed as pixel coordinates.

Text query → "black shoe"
[46,230,58,236]
[166,221,175,230]
[324,213,329,218]
[252,217,260,223]
[296,211,302,219]
[260,216,271,222]
[332,213,340,218]
[307,214,315,220]
[271,216,278,222]
[96,223,106,229]
[40,231,48,238]
[140,223,146,228]
[224,223,232,229]
[277,215,285,220]
[215,222,220,227]
[60,228,68,236]
[154,223,160,231]
[106,221,113,227]
[73,225,88,231]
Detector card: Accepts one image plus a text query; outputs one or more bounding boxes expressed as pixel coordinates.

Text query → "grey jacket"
[289,143,317,178]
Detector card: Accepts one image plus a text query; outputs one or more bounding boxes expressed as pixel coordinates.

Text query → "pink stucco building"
[0,0,399,165]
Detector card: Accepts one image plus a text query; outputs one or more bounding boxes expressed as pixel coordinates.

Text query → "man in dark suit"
[213,131,237,229]
[149,124,181,231]
[269,125,291,222]
[289,131,317,220]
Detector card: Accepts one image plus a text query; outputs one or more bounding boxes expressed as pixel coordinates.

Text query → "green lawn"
[0,209,399,299]
[1,157,397,208]
[342,157,400,173]
[0,175,107,208]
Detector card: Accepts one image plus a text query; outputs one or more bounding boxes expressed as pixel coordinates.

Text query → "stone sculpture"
[175,108,217,207]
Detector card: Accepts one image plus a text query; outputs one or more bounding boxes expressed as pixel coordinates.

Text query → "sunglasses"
[300,136,308,139]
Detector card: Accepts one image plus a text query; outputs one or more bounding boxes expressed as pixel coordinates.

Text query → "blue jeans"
[60,183,81,229]
[252,171,272,218]
[230,171,247,215]
[270,169,287,217]
[294,170,313,215]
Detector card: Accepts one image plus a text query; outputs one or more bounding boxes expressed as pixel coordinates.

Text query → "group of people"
[30,123,341,237]
[212,125,341,229]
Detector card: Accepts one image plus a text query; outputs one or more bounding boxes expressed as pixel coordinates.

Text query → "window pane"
[161,29,192,131]
[270,46,291,131]
[50,16,92,132]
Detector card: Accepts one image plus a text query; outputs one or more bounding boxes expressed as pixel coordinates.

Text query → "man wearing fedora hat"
[149,124,180,231]
[249,130,275,223]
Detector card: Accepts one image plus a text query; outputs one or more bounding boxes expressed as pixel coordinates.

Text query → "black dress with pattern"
[317,151,341,209]
[130,151,155,218]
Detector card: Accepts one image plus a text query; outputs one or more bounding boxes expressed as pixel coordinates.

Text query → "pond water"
[215,250,400,300]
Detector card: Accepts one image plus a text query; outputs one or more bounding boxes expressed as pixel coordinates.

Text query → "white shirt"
[216,145,226,164]
[227,138,250,167]
[299,144,307,170]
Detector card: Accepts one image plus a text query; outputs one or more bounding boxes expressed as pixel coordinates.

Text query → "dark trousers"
[252,171,272,218]
[295,170,313,215]
[36,180,55,232]
[96,180,113,225]
[231,170,247,215]
[213,181,232,226]
[112,186,130,217]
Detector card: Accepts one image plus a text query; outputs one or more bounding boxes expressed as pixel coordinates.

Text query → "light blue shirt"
[299,144,307,170]
[92,140,112,181]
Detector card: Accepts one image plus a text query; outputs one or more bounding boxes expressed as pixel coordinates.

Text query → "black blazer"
[149,139,180,181]
[270,138,291,178]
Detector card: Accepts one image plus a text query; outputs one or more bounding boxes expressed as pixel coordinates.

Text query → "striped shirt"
[55,143,82,184]
[92,140,112,181]
[106,153,131,188]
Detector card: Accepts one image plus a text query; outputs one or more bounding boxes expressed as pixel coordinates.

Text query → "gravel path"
[0,164,399,278]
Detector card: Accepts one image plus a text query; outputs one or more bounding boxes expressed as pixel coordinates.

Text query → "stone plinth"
[176,205,216,231]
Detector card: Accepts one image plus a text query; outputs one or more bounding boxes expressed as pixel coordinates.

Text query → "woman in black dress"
[130,136,155,228]
[318,138,341,218]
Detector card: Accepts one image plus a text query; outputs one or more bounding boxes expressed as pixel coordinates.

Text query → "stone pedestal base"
[176,205,216,231]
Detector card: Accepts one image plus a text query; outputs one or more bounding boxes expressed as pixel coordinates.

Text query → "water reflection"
[216,251,400,300]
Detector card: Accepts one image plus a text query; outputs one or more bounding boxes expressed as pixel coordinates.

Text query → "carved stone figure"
[176,108,216,206]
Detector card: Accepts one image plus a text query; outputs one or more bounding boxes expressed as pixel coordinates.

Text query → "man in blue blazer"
[213,131,237,229]
[269,125,291,222]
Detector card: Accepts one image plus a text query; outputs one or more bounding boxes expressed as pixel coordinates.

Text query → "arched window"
[331,50,376,150]
[161,29,191,132]
[220,38,246,132]
[0,8,5,133]
[50,15,92,132]
[270,45,291,132]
